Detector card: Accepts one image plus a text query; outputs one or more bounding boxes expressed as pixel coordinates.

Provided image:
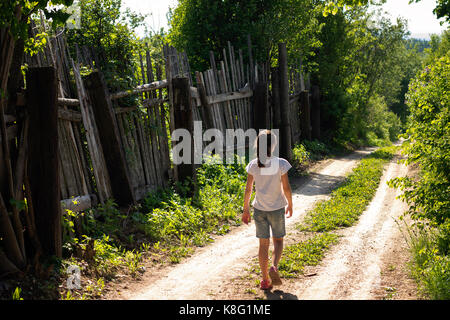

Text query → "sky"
[121,0,448,39]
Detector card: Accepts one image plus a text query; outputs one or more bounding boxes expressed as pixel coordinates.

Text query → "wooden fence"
[1,28,320,215]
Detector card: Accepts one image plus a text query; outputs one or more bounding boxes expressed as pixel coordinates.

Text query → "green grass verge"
[402,223,450,300]
[278,233,340,278]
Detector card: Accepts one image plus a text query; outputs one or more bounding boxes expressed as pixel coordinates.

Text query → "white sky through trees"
[122,0,448,39]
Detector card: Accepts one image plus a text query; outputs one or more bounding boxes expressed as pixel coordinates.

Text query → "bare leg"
[259,238,270,281]
[272,237,284,268]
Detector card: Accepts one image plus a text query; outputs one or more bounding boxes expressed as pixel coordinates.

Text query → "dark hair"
[256,130,277,168]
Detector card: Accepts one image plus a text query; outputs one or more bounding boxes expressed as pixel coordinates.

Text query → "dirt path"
[118,148,375,300]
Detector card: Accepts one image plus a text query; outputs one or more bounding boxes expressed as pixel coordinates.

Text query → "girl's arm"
[242,174,254,225]
[281,173,293,218]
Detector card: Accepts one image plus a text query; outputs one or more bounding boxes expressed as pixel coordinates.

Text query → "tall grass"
[401,222,450,300]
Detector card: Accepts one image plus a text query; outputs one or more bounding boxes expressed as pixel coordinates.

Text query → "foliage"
[143,155,247,244]
[402,224,450,300]
[388,46,449,261]
[312,6,411,145]
[66,0,146,103]
[292,139,342,167]
[168,0,323,72]
[292,143,310,166]
[0,0,73,38]
[300,146,396,232]
[12,287,23,300]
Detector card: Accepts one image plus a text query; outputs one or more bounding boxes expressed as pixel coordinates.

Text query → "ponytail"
[256,130,276,168]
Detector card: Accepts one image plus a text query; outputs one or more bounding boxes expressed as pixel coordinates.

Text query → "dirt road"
[119,148,401,300]
[294,156,412,300]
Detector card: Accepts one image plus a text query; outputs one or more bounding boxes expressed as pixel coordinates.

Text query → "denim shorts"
[253,207,286,239]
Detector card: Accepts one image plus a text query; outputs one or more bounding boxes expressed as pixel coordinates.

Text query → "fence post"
[83,71,135,206]
[195,71,214,130]
[253,80,269,131]
[278,43,292,161]
[271,67,281,130]
[26,67,62,258]
[300,91,312,141]
[172,77,195,185]
[311,85,321,140]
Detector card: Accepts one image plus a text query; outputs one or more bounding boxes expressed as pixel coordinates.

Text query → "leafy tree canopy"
[0,0,74,38]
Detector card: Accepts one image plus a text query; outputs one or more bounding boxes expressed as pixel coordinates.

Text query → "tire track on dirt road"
[125,149,374,300]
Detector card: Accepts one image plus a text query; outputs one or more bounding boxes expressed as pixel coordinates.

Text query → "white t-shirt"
[246,157,292,211]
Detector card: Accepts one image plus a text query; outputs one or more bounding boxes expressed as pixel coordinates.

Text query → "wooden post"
[247,34,255,88]
[271,67,281,129]
[311,85,321,140]
[253,81,269,131]
[172,77,195,184]
[278,43,292,161]
[83,71,135,206]
[300,90,312,141]
[195,71,214,130]
[26,67,62,258]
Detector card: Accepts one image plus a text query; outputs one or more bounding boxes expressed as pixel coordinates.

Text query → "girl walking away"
[242,130,293,290]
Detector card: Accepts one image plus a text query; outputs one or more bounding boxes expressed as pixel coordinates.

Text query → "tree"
[167,0,323,73]
[311,5,409,145]
[66,0,146,97]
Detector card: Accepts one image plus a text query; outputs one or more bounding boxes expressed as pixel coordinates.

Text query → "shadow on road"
[264,289,299,300]
[291,172,346,196]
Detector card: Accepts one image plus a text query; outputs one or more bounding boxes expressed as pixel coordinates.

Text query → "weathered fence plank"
[26,67,62,258]
[172,77,194,184]
[311,85,321,140]
[278,43,293,161]
[83,71,135,205]
[300,90,312,141]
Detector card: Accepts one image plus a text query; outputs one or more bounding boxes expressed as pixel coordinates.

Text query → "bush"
[292,143,310,166]
[389,54,449,299]
[143,155,247,243]
[390,55,450,245]
[364,95,402,146]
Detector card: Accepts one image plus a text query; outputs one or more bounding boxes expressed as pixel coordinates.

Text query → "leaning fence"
[1,27,320,216]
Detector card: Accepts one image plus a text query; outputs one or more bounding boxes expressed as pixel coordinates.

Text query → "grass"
[401,222,450,300]
[277,233,340,278]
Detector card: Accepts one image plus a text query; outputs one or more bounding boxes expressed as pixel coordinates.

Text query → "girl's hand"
[242,208,251,225]
[285,205,293,218]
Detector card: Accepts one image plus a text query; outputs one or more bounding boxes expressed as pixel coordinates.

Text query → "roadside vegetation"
[388,31,449,300]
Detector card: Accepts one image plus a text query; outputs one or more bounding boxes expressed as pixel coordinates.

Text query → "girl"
[242,130,293,290]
